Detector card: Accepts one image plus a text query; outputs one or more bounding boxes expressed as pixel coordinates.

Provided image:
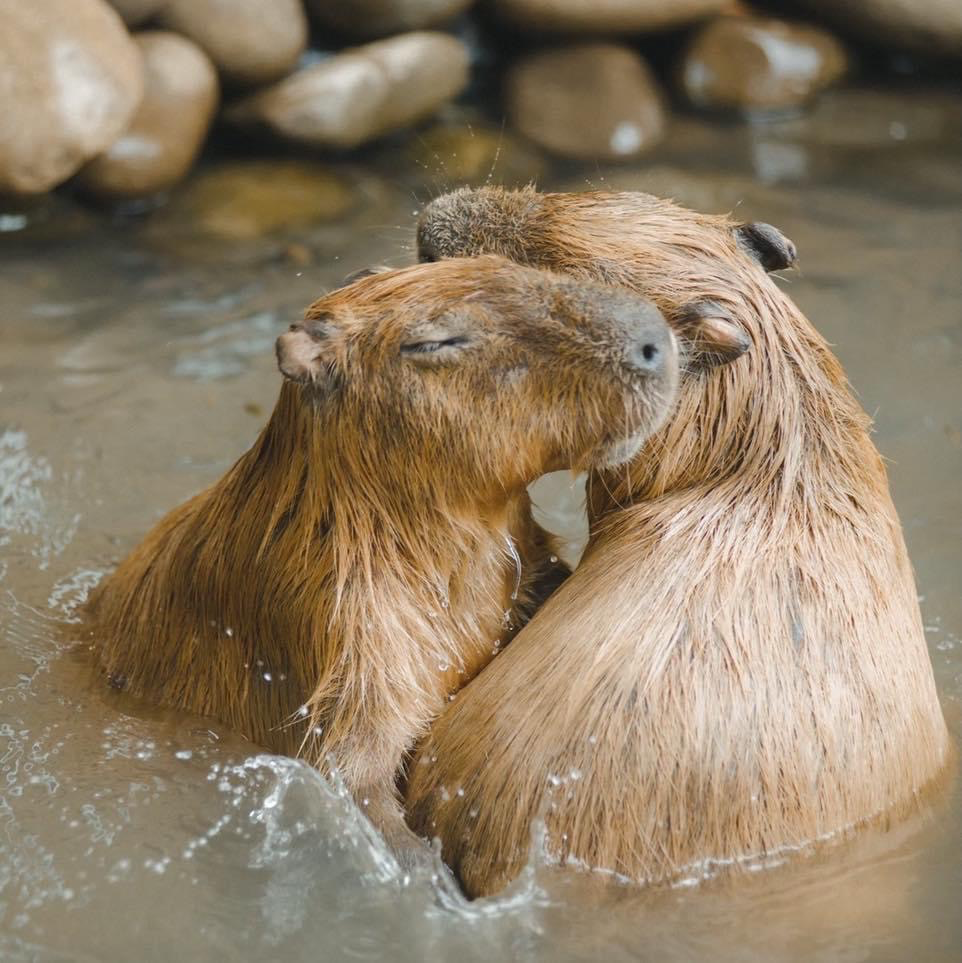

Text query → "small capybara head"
[275,255,680,496]
[416,186,797,373]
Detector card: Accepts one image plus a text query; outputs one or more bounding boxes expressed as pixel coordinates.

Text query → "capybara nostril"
[622,312,675,378]
[630,341,661,373]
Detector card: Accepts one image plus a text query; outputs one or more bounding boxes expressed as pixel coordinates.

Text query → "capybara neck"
[90,380,534,766]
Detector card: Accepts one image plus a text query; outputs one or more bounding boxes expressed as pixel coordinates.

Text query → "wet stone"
[157,0,307,87]
[305,0,474,39]
[78,32,219,200]
[679,16,848,114]
[488,0,728,34]
[506,43,666,161]
[150,160,356,241]
[227,32,469,151]
[0,0,143,194]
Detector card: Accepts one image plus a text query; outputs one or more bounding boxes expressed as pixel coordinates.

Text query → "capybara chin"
[86,253,680,862]
[405,187,951,896]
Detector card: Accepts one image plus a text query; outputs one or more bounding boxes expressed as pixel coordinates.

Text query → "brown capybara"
[405,187,951,896]
[86,254,683,864]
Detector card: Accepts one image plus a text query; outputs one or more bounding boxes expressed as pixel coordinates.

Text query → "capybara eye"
[400,336,470,358]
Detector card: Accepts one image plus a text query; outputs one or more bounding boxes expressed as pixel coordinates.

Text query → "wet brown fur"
[86,254,677,856]
[406,187,951,895]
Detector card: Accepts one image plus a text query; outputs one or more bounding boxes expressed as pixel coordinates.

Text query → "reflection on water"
[1,89,961,961]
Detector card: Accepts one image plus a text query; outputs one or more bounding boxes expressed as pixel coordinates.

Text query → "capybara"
[405,187,951,895]
[86,254,681,862]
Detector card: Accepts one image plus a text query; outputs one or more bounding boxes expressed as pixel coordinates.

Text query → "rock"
[227,32,470,150]
[157,0,307,86]
[107,0,167,26]
[305,0,474,38]
[779,0,962,56]
[487,0,728,34]
[154,160,355,240]
[506,44,666,161]
[679,16,848,113]
[408,114,545,186]
[0,0,143,194]
[78,32,218,199]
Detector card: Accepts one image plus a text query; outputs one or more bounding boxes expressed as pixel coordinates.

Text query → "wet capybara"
[87,254,680,863]
[405,187,951,895]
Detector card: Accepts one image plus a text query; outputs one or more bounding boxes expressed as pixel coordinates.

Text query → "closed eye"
[400,336,472,356]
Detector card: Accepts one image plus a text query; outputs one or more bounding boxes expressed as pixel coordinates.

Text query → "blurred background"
[1,2,961,962]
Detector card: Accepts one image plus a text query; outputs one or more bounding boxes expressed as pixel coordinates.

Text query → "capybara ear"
[275,317,339,389]
[735,221,798,272]
[675,300,750,370]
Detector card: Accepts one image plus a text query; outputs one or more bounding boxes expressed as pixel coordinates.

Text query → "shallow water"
[2,89,961,962]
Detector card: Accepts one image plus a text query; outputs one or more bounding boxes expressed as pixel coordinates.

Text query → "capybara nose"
[625,319,675,377]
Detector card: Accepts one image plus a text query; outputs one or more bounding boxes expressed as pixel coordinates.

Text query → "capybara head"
[275,255,680,497]
[416,186,798,372]
[414,188,821,503]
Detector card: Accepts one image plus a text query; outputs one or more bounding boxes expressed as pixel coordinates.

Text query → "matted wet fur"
[406,187,951,896]
[86,253,679,861]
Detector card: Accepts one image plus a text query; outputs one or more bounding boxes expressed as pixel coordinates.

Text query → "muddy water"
[1,89,961,962]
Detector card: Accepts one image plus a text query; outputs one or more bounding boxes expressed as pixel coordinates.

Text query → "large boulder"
[227,32,470,150]
[780,0,962,56]
[487,0,728,34]
[305,0,474,38]
[679,16,848,113]
[78,32,219,199]
[506,43,666,161]
[0,0,143,194]
[157,0,307,86]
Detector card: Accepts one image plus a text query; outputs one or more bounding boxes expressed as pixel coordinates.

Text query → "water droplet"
[175,749,193,761]
[262,672,272,682]
[225,627,234,637]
